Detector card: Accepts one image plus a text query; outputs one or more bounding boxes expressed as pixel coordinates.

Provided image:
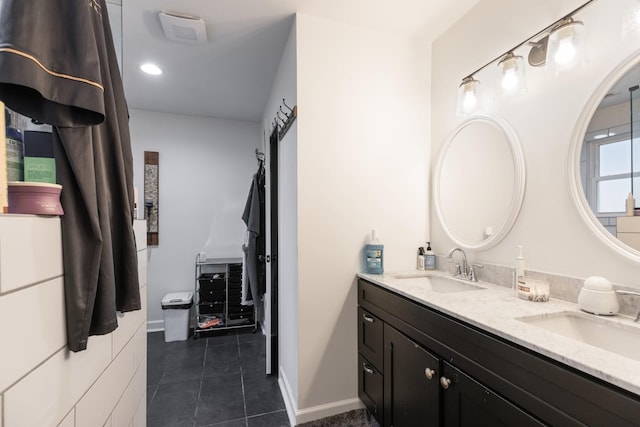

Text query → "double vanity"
[356,271,640,426]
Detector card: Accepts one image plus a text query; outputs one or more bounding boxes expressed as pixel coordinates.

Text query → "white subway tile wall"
[0,277,66,391]
[75,341,135,426]
[0,218,147,427]
[110,361,146,427]
[0,216,63,293]
[131,395,146,427]
[137,253,147,290]
[113,286,148,356]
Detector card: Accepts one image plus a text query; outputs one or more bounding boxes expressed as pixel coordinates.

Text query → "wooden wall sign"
[144,151,159,246]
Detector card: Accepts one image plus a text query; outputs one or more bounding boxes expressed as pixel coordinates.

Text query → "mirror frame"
[434,115,526,250]
[568,50,640,263]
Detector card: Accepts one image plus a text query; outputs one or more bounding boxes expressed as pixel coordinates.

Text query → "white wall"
[431,0,640,286]
[292,13,430,423]
[129,109,261,328]
[260,19,299,418]
[0,217,147,427]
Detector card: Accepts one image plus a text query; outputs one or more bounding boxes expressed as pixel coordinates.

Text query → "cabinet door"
[359,354,384,423]
[384,324,440,427]
[358,307,384,371]
[441,362,544,427]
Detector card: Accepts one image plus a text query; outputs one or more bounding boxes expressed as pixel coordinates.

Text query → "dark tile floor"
[147,330,289,427]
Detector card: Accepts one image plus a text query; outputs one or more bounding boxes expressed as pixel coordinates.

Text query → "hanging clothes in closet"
[242,156,266,319]
[0,0,141,352]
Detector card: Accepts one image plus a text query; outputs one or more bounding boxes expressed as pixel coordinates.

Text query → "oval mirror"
[569,52,640,262]
[434,115,526,250]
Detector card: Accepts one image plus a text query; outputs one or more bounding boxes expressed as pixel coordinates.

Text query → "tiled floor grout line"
[193,336,210,427]
[238,332,250,427]
[246,409,288,419]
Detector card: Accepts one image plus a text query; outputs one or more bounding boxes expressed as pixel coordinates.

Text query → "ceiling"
[117,0,480,122]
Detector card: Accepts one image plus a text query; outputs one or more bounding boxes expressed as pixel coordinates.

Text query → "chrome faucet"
[615,290,640,322]
[447,247,469,280]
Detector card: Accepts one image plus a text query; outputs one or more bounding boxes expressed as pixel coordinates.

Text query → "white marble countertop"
[357,270,640,396]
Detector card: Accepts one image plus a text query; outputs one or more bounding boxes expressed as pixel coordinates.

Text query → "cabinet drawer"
[229,313,254,321]
[358,307,383,372]
[358,354,383,424]
[199,289,225,302]
[199,276,226,291]
[199,302,225,315]
[229,306,253,315]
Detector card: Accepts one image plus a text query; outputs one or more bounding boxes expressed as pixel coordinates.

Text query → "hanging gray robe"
[0,0,140,351]
[242,168,265,319]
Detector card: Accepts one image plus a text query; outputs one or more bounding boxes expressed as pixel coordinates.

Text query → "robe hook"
[282,98,294,113]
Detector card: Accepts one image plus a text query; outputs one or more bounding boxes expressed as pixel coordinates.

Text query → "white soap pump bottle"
[516,245,525,282]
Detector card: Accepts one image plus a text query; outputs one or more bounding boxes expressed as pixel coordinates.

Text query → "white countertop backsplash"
[357,270,640,397]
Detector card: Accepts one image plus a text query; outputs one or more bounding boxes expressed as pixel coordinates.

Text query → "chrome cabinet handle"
[363,363,374,375]
[440,376,451,389]
[424,368,435,380]
[363,313,375,323]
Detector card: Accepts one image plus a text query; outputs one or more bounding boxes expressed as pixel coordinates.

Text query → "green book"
[24,156,56,183]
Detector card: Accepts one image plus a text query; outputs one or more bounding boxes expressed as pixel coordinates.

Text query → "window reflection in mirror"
[581,62,640,245]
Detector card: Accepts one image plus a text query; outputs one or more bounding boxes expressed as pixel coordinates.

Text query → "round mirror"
[434,115,526,250]
[569,52,640,262]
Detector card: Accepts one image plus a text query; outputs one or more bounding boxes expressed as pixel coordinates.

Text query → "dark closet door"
[268,128,279,375]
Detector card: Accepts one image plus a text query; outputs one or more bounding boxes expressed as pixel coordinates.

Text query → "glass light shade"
[456,78,482,116]
[621,1,640,38]
[546,19,587,74]
[497,53,526,97]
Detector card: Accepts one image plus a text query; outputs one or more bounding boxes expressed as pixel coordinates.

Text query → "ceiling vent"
[158,11,207,44]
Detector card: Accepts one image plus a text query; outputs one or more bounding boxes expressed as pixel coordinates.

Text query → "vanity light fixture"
[498,52,526,97]
[456,77,482,116]
[455,0,595,116]
[140,62,163,76]
[545,18,587,74]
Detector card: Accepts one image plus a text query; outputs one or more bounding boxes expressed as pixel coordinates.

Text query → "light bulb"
[497,53,525,97]
[456,77,481,116]
[554,37,576,65]
[546,19,586,74]
[501,68,519,92]
[462,90,477,113]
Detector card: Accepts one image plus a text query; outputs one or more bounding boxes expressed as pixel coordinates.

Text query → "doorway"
[266,128,279,374]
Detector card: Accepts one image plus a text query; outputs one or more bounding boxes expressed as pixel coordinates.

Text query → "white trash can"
[161,292,194,342]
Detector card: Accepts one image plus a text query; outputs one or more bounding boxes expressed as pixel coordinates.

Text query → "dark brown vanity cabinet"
[383,324,440,427]
[440,362,542,426]
[357,278,640,427]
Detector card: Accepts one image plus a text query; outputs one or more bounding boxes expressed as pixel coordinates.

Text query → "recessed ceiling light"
[140,63,162,75]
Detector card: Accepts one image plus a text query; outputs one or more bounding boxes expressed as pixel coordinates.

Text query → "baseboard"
[278,367,364,425]
[294,397,364,425]
[147,320,163,332]
[278,367,298,427]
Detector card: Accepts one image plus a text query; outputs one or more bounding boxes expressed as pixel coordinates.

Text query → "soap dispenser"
[417,247,425,270]
[424,242,436,270]
[515,245,529,300]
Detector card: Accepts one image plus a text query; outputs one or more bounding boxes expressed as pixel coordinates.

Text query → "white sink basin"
[517,312,640,362]
[392,274,485,293]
